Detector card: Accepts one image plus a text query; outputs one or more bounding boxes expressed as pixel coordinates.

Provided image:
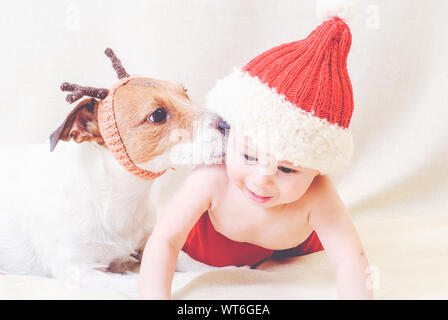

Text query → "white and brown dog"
[0,49,225,292]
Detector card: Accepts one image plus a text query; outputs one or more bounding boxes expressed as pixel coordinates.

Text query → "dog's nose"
[217,118,230,135]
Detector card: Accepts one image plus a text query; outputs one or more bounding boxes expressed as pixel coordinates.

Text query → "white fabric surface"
[0,0,447,299]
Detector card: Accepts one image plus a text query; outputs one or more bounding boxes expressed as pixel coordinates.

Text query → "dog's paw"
[98,255,141,275]
[130,249,142,262]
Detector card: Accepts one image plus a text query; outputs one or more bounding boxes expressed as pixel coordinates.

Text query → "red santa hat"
[207,0,356,174]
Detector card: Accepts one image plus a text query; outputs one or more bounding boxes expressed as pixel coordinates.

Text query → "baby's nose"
[257,156,277,176]
[249,174,274,194]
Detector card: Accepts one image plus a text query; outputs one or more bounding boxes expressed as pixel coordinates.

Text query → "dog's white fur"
[0,113,222,293]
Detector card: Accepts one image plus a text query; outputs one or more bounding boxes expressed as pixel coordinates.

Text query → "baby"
[140,15,373,299]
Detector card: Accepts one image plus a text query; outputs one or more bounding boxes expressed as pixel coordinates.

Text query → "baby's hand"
[307,176,373,299]
[139,166,220,299]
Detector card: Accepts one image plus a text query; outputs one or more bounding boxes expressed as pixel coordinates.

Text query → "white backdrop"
[0,0,447,299]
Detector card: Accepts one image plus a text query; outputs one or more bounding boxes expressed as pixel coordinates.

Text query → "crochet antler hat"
[207,0,356,174]
[51,48,165,180]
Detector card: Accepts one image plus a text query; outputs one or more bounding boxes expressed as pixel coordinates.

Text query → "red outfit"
[182,212,324,267]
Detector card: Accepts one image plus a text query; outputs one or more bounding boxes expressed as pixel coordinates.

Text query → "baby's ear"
[49,98,104,151]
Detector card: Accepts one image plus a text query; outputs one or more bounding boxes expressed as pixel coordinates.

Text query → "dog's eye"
[243,153,257,162]
[148,108,168,124]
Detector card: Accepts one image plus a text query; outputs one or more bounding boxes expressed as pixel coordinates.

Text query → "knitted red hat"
[207,2,356,174]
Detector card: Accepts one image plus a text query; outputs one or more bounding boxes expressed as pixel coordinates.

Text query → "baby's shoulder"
[191,163,227,177]
[310,174,335,192]
[306,175,341,207]
[189,164,228,189]
[305,175,346,218]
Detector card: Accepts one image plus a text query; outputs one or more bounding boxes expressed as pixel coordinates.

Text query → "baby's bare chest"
[208,195,314,250]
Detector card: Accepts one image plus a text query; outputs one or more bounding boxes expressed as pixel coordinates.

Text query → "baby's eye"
[278,166,296,174]
[243,153,257,162]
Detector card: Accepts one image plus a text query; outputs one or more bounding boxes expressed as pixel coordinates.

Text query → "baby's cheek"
[279,181,307,202]
[226,164,246,189]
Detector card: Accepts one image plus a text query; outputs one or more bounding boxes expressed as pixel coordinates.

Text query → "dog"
[0,49,224,292]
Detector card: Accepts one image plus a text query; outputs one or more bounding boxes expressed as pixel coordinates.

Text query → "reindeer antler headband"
[58,48,166,180]
[60,48,128,104]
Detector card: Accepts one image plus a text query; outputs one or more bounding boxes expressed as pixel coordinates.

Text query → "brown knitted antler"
[60,82,109,104]
[105,48,130,79]
[60,48,129,104]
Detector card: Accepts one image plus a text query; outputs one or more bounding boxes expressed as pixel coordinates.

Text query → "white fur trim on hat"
[206,69,354,175]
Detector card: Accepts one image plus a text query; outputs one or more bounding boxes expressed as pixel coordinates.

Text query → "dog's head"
[50,49,225,178]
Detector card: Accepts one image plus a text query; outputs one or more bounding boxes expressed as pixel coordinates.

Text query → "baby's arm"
[308,177,373,300]
[139,166,217,299]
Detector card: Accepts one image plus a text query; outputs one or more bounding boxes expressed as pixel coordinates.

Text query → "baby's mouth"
[245,187,273,204]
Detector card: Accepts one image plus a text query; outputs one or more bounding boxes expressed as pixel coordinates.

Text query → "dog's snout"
[217,118,230,135]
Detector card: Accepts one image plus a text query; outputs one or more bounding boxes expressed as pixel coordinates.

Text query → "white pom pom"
[316,0,357,23]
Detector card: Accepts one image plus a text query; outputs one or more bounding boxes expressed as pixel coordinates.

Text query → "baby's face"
[225,131,319,208]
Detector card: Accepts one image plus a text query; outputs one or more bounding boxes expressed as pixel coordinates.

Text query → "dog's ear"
[49,98,104,151]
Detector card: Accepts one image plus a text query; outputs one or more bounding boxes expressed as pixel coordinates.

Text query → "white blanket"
[1,211,447,299]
